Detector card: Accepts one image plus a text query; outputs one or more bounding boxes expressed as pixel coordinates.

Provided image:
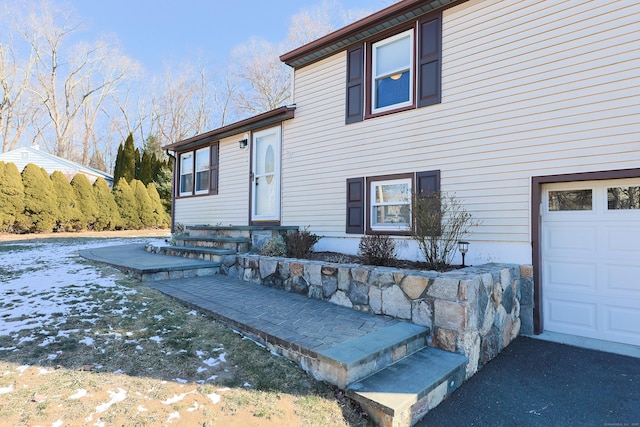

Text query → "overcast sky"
[72,0,392,73]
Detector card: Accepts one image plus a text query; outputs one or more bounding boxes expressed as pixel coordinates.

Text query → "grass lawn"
[0,235,370,426]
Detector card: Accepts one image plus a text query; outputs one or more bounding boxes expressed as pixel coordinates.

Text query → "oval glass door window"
[265,145,275,184]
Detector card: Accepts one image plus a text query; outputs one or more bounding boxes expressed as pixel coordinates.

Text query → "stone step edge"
[187,225,299,231]
[315,323,429,388]
[161,245,236,255]
[347,347,468,427]
[177,236,251,243]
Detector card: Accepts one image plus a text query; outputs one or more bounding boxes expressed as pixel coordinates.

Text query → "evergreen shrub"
[71,174,99,230]
[93,177,122,231]
[21,164,58,233]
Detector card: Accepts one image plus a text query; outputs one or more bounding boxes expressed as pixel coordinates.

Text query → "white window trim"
[370,177,412,231]
[371,29,414,114]
[194,147,210,195]
[179,152,193,197]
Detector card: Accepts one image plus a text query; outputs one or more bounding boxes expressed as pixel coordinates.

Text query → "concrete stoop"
[347,347,468,427]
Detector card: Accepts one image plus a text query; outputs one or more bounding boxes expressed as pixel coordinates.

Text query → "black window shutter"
[416,170,440,196]
[417,14,442,108]
[345,44,364,124]
[415,170,441,235]
[346,177,365,234]
[210,142,219,195]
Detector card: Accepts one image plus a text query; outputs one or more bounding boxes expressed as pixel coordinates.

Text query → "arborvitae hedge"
[51,171,84,232]
[93,177,122,231]
[131,179,155,227]
[71,174,99,230]
[21,164,58,233]
[0,161,171,235]
[147,182,170,227]
[0,162,25,232]
[113,179,143,230]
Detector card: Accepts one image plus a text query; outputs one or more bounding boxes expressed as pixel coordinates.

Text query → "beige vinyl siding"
[175,135,250,226]
[282,0,640,257]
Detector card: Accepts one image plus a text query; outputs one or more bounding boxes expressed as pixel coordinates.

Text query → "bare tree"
[286,0,371,47]
[0,16,37,152]
[210,65,239,128]
[14,2,133,162]
[229,38,292,115]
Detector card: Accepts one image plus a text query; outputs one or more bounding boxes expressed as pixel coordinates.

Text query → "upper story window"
[178,143,219,197]
[345,13,442,124]
[179,153,193,196]
[372,30,414,113]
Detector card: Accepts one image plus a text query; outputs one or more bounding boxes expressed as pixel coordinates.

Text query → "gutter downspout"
[165,149,177,233]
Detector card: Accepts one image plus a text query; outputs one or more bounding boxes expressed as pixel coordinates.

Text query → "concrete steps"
[173,235,251,253]
[315,323,429,389]
[159,245,235,263]
[348,347,468,427]
[141,225,471,426]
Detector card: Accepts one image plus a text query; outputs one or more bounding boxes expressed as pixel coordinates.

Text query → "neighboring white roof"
[0,146,113,184]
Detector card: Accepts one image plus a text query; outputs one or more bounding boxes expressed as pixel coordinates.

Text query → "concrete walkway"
[81,243,640,426]
[80,243,218,273]
[80,244,403,352]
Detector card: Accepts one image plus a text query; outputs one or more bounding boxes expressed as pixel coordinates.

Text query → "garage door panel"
[604,263,640,294]
[543,225,597,254]
[604,227,640,254]
[604,304,640,346]
[545,260,596,291]
[545,298,597,331]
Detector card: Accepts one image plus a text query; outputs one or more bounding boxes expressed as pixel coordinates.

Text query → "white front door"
[541,179,640,346]
[251,126,281,222]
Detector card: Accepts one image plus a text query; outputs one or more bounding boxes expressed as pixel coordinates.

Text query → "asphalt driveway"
[419,336,640,426]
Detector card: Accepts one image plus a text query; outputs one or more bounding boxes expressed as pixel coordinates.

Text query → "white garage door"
[542,179,640,346]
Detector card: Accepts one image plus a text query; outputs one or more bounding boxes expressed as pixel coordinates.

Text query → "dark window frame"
[366,173,414,235]
[176,141,220,198]
[347,170,441,236]
[345,12,442,124]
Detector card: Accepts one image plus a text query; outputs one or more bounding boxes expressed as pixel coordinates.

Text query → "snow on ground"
[0,238,165,336]
[0,237,245,424]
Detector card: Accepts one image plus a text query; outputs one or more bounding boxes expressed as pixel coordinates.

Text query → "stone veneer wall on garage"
[227,255,534,378]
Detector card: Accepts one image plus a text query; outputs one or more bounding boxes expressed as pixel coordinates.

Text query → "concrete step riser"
[315,332,427,389]
[161,248,223,264]
[312,323,430,389]
[174,239,250,253]
[138,266,219,282]
[188,229,250,239]
[347,347,468,427]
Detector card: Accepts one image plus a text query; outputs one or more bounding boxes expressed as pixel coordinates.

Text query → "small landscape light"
[458,241,469,267]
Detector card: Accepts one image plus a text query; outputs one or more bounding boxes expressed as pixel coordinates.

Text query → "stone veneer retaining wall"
[227,255,534,378]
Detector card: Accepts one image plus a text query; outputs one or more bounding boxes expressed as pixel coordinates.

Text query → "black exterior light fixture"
[239,133,249,150]
[458,241,469,267]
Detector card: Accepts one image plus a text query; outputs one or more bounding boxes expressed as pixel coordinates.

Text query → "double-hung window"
[178,142,219,197]
[372,30,413,113]
[195,147,210,194]
[179,152,193,196]
[370,177,412,232]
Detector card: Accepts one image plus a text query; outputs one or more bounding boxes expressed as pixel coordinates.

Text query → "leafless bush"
[283,227,320,259]
[358,235,398,267]
[411,191,478,270]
